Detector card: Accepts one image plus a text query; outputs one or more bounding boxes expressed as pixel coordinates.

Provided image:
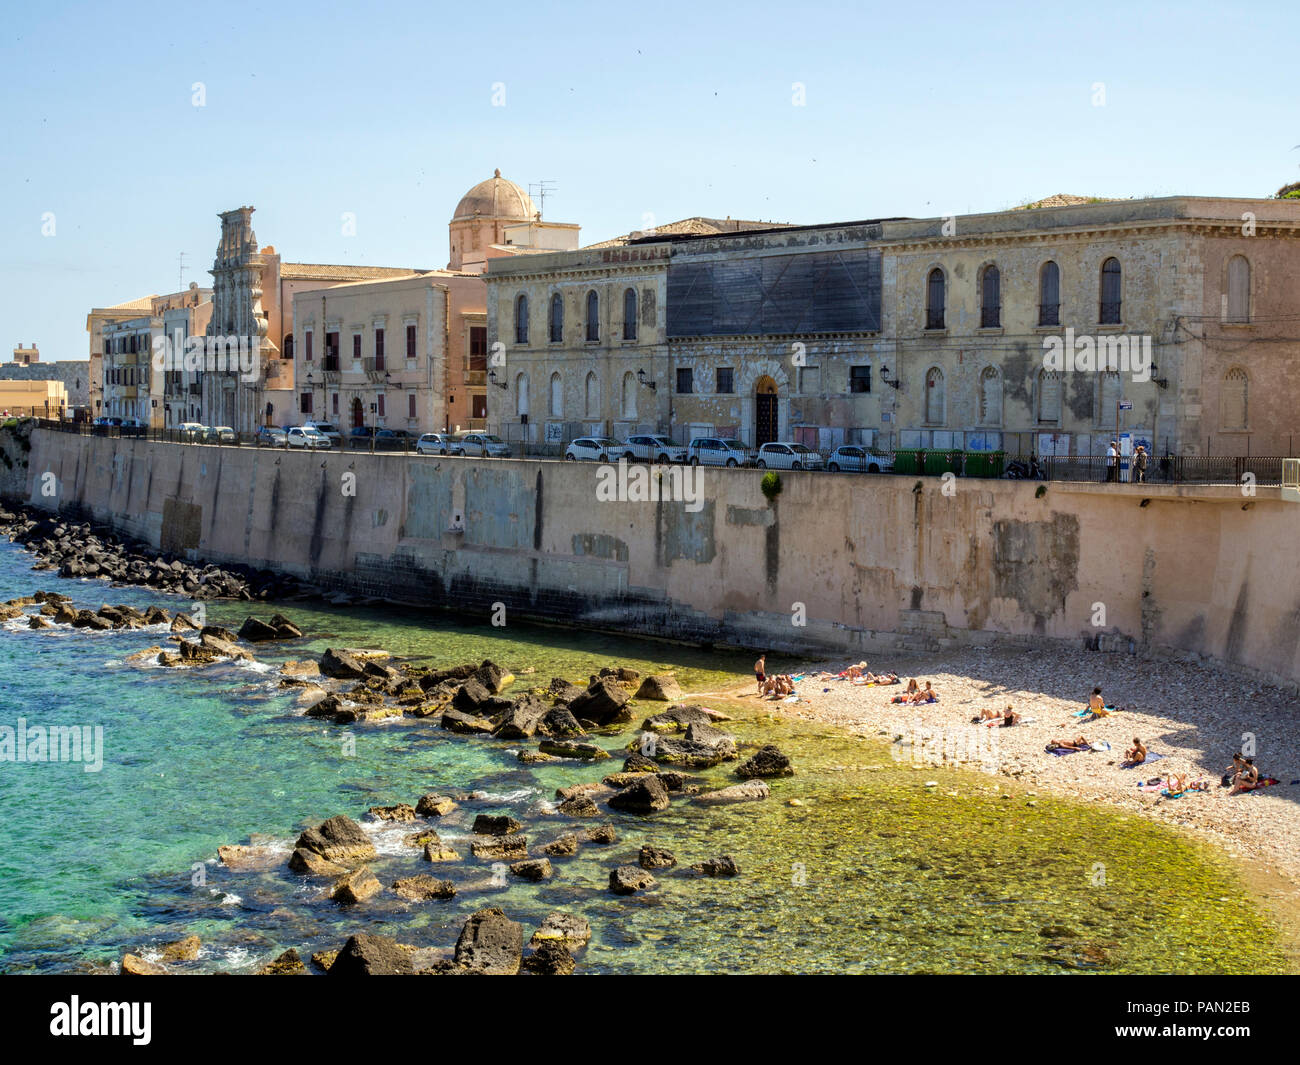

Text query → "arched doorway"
[755,375,778,445]
[350,396,364,429]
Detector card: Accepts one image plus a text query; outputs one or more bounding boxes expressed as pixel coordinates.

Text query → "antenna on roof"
[529,181,556,220]
[177,251,187,293]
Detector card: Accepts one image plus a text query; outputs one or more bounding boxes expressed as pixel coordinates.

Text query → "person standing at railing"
[1106,440,1119,482]
[1132,444,1148,483]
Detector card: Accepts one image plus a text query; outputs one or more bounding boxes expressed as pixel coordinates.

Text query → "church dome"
[452,169,536,222]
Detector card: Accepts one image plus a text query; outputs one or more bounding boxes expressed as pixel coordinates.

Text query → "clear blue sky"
[3,0,1297,361]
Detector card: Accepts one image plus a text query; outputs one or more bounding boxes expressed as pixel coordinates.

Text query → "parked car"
[287,426,331,449]
[254,426,287,447]
[624,434,687,463]
[415,432,453,455]
[93,416,123,428]
[204,425,237,445]
[564,437,634,462]
[176,422,206,441]
[303,420,341,447]
[347,426,408,450]
[452,433,512,458]
[119,417,147,430]
[826,445,895,473]
[686,438,751,467]
[755,442,825,470]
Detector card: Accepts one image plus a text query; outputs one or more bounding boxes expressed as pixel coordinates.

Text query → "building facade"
[484,196,1300,457]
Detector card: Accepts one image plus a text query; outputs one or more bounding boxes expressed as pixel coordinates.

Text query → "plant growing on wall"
[760,471,782,501]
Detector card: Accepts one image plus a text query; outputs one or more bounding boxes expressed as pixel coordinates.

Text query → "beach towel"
[1073,705,1119,719]
[1047,745,1087,756]
[1235,777,1281,794]
[1136,780,1165,793]
[1120,752,1165,769]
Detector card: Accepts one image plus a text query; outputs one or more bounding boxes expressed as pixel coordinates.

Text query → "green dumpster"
[964,450,1005,478]
[892,449,922,475]
[924,450,956,475]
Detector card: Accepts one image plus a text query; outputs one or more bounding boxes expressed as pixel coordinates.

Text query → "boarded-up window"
[1037,370,1061,423]
[1100,258,1122,324]
[549,372,562,416]
[622,371,636,417]
[516,373,529,416]
[980,266,1001,328]
[1222,368,1248,429]
[623,289,637,340]
[515,294,529,344]
[925,367,945,424]
[1039,261,1060,326]
[979,366,1001,425]
[586,291,599,342]
[1227,256,1250,323]
[549,294,563,342]
[1099,371,1122,425]
[585,371,599,417]
[926,268,945,330]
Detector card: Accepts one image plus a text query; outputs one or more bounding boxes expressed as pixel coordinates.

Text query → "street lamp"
[879,365,901,390]
[487,369,508,390]
[636,368,657,391]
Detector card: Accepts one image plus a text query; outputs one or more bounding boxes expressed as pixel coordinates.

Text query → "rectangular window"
[325,331,339,370]
[374,328,384,366]
[676,367,693,394]
[352,334,361,360]
[300,392,313,414]
[377,394,385,417]
[799,365,821,394]
[408,393,416,419]
[305,331,313,361]
[849,365,871,393]
[469,326,487,371]
[332,393,339,415]
[405,324,417,359]
[472,394,488,418]
[716,368,734,394]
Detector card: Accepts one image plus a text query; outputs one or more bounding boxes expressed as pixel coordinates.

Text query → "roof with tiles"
[584,216,795,248]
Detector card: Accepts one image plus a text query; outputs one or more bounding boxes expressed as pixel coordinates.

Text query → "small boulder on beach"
[609,866,656,895]
[329,933,413,976]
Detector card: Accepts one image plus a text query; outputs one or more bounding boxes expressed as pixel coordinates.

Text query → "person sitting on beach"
[904,678,919,696]
[845,661,870,680]
[908,681,937,704]
[1232,758,1262,793]
[1087,687,1117,716]
[977,706,1003,721]
[1222,752,1245,787]
[1166,772,1187,796]
[1125,738,1147,764]
[1047,735,1091,752]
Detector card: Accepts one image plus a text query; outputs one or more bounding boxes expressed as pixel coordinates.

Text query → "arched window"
[1039,261,1060,326]
[978,366,1002,426]
[515,373,529,416]
[283,333,295,360]
[980,265,1001,328]
[549,372,562,417]
[549,293,563,343]
[1222,368,1248,429]
[926,268,945,330]
[584,371,599,417]
[1100,258,1122,324]
[623,288,637,340]
[586,290,599,342]
[1226,256,1250,323]
[924,366,945,424]
[1099,371,1122,426]
[621,371,637,418]
[515,293,529,345]
[1037,370,1061,424]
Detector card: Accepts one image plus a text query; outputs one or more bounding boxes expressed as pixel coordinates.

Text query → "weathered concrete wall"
[10,428,1300,690]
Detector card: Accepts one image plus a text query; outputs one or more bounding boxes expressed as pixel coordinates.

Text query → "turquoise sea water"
[0,539,1287,974]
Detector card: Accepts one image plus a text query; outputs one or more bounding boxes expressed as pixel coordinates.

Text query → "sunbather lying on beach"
[974,705,1020,726]
[851,671,898,686]
[1047,735,1091,752]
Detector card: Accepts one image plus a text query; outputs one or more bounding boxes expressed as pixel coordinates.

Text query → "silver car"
[564,437,634,462]
[686,437,750,467]
[452,433,512,458]
[755,442,825,470]
[416,432,453,455]
[827,445,894,473]
[624,434,687,463]
[287,426,331,449]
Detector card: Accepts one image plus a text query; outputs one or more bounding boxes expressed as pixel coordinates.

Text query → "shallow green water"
[0,543,1286,974]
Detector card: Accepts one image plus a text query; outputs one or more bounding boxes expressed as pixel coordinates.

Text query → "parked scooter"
[1004,456,1043,479]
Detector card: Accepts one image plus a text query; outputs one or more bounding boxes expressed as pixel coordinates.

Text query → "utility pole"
[177,252,187,293]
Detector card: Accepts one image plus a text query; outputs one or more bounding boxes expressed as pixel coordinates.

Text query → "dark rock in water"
[529,912,592,949]
[540,833,579,857]
[392,875,456,901]
[510,858,553,881]
[656,771,702,794]
[320,648,368,679]
[473,660,513,694]
[634,674,682,701]
[539,706,584,737]
[522,941,576,975]
[369,804,417,822]
[736,744,795,779]
[200,632,252,661]
[200,624,240,644]
[641,704,717,733]
[555,782,604,801]
[441,708,494,734]
[639,845,677,870]
[470,834,527,860]
[547,677,586,704]
[415,794,457,818]
[647,737,729,769]
[609,866,657,895]
[28,615,53,630]
[690,855,741,877]
[608,775,671,814]
[492,693,549,739]
[403,828,440,849]
[418,663,477,691]
[73,609,112,631]
[603,771,653,789]
[539,739,609,761]
[578,824,617,845]
[169,612,198,632]
[288,848,349,876]
[258,948,306,975]
[363,660,404,685]
[238,616,281,642]
[556,796,599,818]
[693,781,770,805]
[305,694,346,719]
[684,721,737,757]
[623,752,659,773]
[329,933,413,975]
[269,613,303,638]
[568,676,632,727]
[473,814,522,836]
[453,677,491,710]
[295,814,376,864]
[329,866,382,905]
[454,908,524,974]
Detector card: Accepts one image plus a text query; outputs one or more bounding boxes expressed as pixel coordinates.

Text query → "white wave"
[468,787,536,803]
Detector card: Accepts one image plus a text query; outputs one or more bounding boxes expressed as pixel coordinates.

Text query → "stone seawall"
[7,427,1300,691]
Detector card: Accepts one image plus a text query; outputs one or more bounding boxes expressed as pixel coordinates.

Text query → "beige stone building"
[484,196,1300,458]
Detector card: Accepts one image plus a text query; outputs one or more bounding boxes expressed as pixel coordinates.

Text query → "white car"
[416,432,453,455]
[686,438,751,467]
[755,442,825,470]
[827,445,894,473]
[304,421,341,447]
[287,426,331,449]
[452,433,512,458]
[176,422,206,441]
[624,434,687,463]
[564,437,634,462]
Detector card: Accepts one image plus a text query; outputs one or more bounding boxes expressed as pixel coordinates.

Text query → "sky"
[3,0,1298,362]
